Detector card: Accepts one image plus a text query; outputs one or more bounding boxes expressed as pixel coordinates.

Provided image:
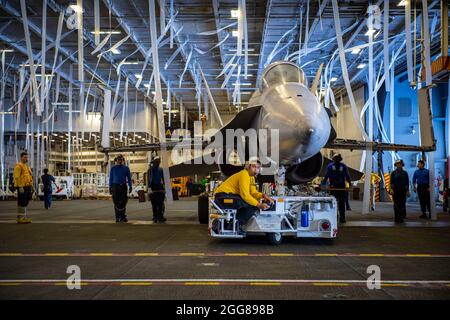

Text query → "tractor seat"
[214,193,244,210]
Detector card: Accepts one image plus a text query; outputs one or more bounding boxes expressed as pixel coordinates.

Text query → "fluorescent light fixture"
[121,61,140,65]
[233,74,254,77]
[398,0,407,6]
[232,30,239,37]
[0,111,16,115]
[240,92,252,95]
[90,30,122,35]
[233,83,252,86]
[229,48,255,52]
[50,139,55,142]
[0,49,13,53]
[231,9,239,18]
[52,102,70,106]
[20,63,42,67]
[36,74,54,77]
[64,110,81,113]
[330,77,338,82]
[69,4,83,13]
[351,48,361,54]
[164,110,179,113]
[365,29,376,36]
[231,63,254,67]
[111,48,121,54]
[357,63,366,69]
[135,74,142,79]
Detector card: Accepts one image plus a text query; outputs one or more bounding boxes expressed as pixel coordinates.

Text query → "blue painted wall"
[373,71,448,193]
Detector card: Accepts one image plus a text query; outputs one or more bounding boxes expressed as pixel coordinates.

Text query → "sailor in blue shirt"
[41,168,57,210]
[109,154,132,223]
[148,156,166,223]
[413,160,431,219]
[322,153,351,223]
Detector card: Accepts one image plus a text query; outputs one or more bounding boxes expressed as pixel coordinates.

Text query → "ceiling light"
[231,63,254,67]
[229,48,255,52]
[69,4,83,13]
[330,77,338,82]
[351,48,361,54]
[121,61,140,65]
[398,0,407,6]
[111,48,120,54]
[365,29,376,36]
[232,30,239,37]
[231,9,239,18]
[20,63,42,67]
[90,30,122,35]
[357,63,366,69]
[232,74,254,77]
[64,110,81,113]
[233,82,252,86]
[0,49,13,53]
[135,74,142,79]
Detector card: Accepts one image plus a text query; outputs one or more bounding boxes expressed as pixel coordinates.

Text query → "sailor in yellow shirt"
[214,158,274,229]
[14,152,34,224]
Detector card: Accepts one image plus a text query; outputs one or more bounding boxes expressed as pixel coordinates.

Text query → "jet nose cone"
[294,124,316,144]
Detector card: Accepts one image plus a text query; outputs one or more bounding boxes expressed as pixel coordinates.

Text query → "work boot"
[419,213,427,219]
[157,217,167,222]
[152,217,158,223]
[17,217,32,224]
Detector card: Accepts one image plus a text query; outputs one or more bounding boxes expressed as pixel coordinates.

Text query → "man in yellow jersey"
[14,151,34,224]
[214,158,274,228]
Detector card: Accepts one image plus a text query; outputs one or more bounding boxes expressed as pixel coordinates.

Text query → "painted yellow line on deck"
[134,253,159,256]
[406,254,432,257]
[269,253,294,257]
[313,283,349,286]
[120,282,153,286]
[381,283,410,287]
[359,254,385,257]
[54,282,89,286]
[89,253,113,256]
[184,282,221,286]
[45,253,69,256]
[250,282,281,286]
[0,283,21,286]
[179,253,205,256]
[315,253,338,257]
[224,253,249,256]
[0,253,22,256]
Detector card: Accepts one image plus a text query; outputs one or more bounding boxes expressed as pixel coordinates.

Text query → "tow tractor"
[201,167,338,245]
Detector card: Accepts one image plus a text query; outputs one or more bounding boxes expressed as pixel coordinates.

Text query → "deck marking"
[0,279,449,288]
[0,252,449,258]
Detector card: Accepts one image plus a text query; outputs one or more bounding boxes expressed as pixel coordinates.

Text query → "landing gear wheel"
[267,232,282,245]
[198,195,209,224]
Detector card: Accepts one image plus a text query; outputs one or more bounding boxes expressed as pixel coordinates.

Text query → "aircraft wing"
[326,138,435,152]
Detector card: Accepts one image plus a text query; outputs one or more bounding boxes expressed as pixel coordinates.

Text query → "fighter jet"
[100,61,435,184]
[209,61,337,184]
